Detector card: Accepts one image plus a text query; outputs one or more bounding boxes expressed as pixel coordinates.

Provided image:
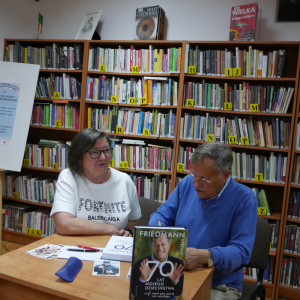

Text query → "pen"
[76,245,100,251]
[158,219,161,226]
[67,249,99,252]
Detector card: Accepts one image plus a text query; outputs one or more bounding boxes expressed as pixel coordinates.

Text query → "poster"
[0,82,21,146]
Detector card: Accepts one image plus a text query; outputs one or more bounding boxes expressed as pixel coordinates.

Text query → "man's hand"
[168,263,184,285]
[139,259,155,281]
[185,248,210,270]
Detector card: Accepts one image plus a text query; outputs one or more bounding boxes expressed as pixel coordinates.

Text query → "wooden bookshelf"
[277,64,300,300]
[2,39,300,300]
[176,41,300,300]
[2,39,88,246]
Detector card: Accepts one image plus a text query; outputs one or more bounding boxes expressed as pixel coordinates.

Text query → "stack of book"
[2,203,55,236]
[184,80,293,113]
[88,106,176,138]
[88,45,181,73]
[111,142,173,172]
[280,256,300,288]
[86,76,178,106]
[283,225,300,254]
[185,45,286,78]
[36,74,81,100]
[5,41,83,70]
[3,172,57,204]
[24,140,70,171]
[180,113,290,149]
[31,103,79,129]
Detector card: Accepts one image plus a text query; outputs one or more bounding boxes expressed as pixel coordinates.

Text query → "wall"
[1,0,300,60]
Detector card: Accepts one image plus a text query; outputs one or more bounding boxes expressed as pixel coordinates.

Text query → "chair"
[238,217,272,300]
[138,197,162,225]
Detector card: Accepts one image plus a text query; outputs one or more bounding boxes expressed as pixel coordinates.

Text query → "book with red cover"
[229,3,261,41]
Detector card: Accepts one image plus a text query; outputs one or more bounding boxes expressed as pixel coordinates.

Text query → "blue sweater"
[149,175,257,291]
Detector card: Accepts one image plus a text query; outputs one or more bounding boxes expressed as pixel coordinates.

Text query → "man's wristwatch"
[207,250,214,267]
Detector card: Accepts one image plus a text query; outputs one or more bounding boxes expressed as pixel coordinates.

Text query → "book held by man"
[130,226,188,300]
[229,3,261,41]
[102,235,133,262]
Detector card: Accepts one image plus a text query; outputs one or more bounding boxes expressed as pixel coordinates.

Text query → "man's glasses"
[86,148,112,159]
[188,170,228,186]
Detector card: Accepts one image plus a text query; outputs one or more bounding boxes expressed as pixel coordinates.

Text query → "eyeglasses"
[189,170,228,186]
[86,148,112,159]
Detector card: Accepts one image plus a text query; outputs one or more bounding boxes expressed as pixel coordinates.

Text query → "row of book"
[177,146,287,184]
[290,155,300,186]
[295,122,300,151]
[186,45,286,78]
[243,256,275,284]
[5,42,83,70]
[2,172,56,205]
[280,256,300,288]
[111,140,173,172]
[86,76,178,106]
[36,74,82,100]
[180,113,290,149]
[88,46,182,73]
[269,220,280,251]
[88,107,176,137]
[24,140,70,170]
[31,103,79,129]
[2,203,55,237]
[287,191,300,219]
[283,225,300,254]
[252,188,272,217]
[183,80,293,113]
[130,173,170,202]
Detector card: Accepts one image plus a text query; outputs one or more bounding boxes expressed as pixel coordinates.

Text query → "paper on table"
[57,246,104,261]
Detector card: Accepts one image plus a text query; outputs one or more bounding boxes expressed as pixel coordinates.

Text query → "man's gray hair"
[190,143,233,172]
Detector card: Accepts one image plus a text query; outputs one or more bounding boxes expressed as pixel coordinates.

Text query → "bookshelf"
[2,39,300,299]
[178,41,300,300]
[2,39,88,246]
[277,75,300,298]
[82,40,186,195]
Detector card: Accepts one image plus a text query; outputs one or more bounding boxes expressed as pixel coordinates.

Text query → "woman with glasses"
[51,128,141,237]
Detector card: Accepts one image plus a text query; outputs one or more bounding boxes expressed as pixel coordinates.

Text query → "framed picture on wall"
[276,0,300,22]
[75,11,102,39]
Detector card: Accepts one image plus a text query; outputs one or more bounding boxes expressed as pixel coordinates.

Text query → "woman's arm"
[126,218,141,232]
[53,212,121,236]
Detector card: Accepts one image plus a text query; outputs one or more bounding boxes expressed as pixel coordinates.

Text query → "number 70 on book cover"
[130,226,188,300]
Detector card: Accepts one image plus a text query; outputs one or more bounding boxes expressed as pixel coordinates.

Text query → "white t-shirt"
[51,168,141,230]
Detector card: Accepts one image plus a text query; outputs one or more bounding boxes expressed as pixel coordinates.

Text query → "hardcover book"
[134,6,164,40]
[229,3,261,41]
[102,235,133,262]
[130,226,188,300]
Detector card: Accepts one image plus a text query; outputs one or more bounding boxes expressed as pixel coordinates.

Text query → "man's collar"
[205,175,231,202]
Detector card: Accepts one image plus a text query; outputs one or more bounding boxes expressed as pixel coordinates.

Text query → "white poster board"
[0,61,40,171]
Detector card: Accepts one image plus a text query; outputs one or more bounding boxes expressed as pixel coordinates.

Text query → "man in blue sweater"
[149,143,257,300]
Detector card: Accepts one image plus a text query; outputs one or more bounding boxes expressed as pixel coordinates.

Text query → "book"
[102,235,133,262]
[130,226,188,300]
[134,6,164,41]
[229,3,261,41]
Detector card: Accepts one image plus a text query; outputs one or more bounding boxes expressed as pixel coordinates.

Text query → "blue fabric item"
[55,257,83,282]
[149,176,257,292]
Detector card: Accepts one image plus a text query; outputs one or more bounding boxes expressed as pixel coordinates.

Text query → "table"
[0,234,214,300]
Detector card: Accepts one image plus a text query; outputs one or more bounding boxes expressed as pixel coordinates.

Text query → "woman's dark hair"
[68,128,111,176]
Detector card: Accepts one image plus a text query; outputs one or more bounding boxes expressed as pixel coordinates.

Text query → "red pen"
[76,245,100,251]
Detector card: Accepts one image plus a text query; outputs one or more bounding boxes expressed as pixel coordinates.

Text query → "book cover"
[102,235,133,262]
[229,3,260,41]
[134,6,160,40]
[130,226,188,300]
